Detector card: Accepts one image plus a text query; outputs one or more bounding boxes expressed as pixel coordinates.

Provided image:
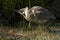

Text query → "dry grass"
[0,22,60,40]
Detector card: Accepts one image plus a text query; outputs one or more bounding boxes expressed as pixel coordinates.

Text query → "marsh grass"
[0,0,60,40]
[0,22,60,40]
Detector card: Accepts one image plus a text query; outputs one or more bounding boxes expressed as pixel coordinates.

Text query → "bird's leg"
[38,24,40,27]
[28,21,31,28]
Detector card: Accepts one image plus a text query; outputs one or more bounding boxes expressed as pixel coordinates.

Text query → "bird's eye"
[22,12,24,13]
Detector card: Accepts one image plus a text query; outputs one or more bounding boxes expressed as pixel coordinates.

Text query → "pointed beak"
[13,10,21,14]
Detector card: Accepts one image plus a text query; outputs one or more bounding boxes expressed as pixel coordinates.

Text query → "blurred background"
[0,0,60,26]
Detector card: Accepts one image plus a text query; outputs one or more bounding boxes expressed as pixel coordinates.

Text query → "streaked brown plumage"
[18,6,56,23]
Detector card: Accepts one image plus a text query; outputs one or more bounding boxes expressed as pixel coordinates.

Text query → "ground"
[0,22,60,40]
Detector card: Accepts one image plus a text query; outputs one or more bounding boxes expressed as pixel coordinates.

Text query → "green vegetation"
[0,0,60,40]
[2,0,15,15]
[1,0,47,14]
[0,0,49,25]
[0,23,60,40]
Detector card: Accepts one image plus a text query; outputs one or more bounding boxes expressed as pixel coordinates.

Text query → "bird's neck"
[24,8,29,18]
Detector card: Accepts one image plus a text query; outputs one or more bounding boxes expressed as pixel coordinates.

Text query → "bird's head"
[18,7,29,18]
